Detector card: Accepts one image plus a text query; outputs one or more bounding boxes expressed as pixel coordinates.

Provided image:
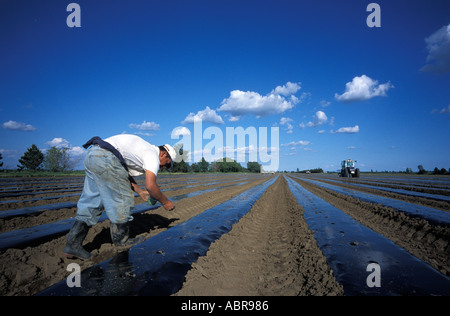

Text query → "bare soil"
[1,173,449,296]
[176,176,344,296]
[0,174,270,295]
[290,176,450,277]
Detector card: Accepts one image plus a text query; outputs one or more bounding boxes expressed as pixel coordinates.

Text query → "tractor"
[340,159,360,178]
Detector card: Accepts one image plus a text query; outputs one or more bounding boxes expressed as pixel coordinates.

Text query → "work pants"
[76,146,134,226]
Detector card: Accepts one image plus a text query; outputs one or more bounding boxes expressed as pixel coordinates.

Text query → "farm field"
[0,173,449,296]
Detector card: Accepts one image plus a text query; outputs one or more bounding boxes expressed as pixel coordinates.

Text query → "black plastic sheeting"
[295,176,450,228]
[0,201,78,219]
[318,177,450,202]
[0,180,252,251]
[37,176,278,296]
[0,177,250,219]
[286,176,450,296]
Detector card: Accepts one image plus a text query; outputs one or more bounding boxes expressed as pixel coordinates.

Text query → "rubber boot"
[62,220,92,260]
[110,222,145,247]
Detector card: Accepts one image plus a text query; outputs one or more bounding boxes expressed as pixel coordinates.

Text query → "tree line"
[294,168,324,174]
[372,165,450,175]
[171,157,261,173]
[0,145,262,174]
[414,165,450,175]
[0,144,80,172]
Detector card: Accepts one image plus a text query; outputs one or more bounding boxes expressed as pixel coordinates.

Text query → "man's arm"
[145,170,175,211]
[130,176,149,202]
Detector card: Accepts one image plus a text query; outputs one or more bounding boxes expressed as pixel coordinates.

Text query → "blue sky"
[1,0,449,172]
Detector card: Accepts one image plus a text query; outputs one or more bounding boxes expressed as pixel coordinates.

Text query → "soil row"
[289,175,450,277]
[176,176,344,296]
[0,174,271,296]
[1,173,448,295]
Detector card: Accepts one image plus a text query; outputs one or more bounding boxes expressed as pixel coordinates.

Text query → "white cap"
[163,144,176,171]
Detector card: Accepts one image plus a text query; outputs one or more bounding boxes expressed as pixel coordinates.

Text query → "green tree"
[43,146,73,172]
[198,157,210,172]
[310,168,324,173]
[190,162,200,172]
[417,165,426,174]
[173,160,189,173]
[216,158,243,173]
[209,161,219,173]
[171,144,191,173]
[17,144,44,170]
[247,161,261,173]
[0,152,3,168]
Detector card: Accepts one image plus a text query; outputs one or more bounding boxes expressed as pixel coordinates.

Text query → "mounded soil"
[176,176,344,296]
[0,174,272,295]
[288,175,450,277]
[1,173,449,296]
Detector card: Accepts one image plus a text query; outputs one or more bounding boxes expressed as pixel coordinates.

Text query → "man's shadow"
[130,213,179,237]
[84,213,178,251]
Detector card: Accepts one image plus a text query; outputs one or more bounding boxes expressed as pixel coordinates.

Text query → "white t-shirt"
[104,134,160,177]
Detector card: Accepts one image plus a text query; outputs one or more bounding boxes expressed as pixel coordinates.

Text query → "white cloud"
[421,24,450,74]
[45,138,85,156]
[218,82,301,121]
[311,111,328,127]
[282,140,310,146]
[334,125,360,134]
[300,110,328,128]
[182,106,224,124]
[46,137,70,148]
[319,100,330,107]
[280,117,293,134]
[271,82,301,96]
[439,104,450,114]
[129,121,160,131]
[280,117,293,125]
[69,146,85,156]
[171,126,191,137]
[335,75,393,103]
[2,120,36,131]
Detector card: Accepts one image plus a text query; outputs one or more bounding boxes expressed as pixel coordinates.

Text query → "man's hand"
[138,190,150,202]
[145,170,175,211]
[163,200,175,211]
[131,181,150,202]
